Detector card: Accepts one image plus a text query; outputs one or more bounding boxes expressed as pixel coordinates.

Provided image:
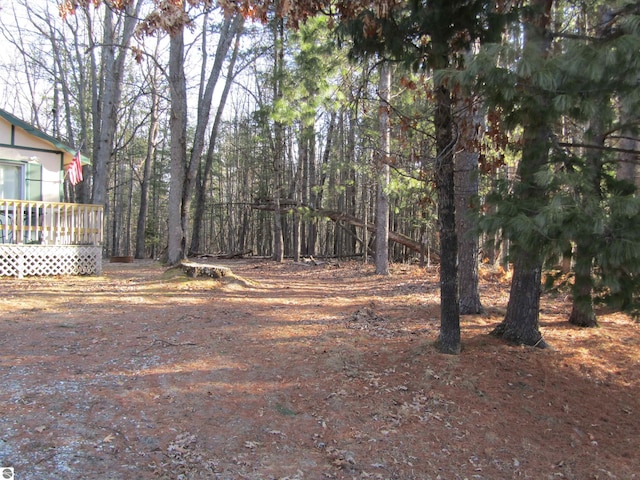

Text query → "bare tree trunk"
[375,61,391,275]
[110,153,119,256]
[293,126,305,262]
[346,107,358,256]
[167,29,188,265]
[125,156,134,255]
[87,6,101,204]
[182,14,244,255]
[272,18,285,262]
[68,15,91,203]
[91,1,140,207]
[31,5,91,201]
[190,30,242,255]
[309,114,335,256]
[135,45,161,259]
[272,185,284,261]
[306,126,318,255]
[299,127,310,255]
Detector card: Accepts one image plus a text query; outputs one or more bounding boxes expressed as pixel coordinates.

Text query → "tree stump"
[180,261,231,279]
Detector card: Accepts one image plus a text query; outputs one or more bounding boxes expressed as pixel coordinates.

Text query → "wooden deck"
[0,199,103,277]
[0,199,103,246]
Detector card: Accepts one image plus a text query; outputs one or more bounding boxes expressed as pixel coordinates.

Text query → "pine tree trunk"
[569,120,605,327]
[492,252,547,346]
[456,150,483,315]
[455,94,483,315]
[434,82,460,355]
[375,61,391,275]
[492,0,553,347]
[568,241,598,327]
[568,4,609,327]
[617,98,637,184]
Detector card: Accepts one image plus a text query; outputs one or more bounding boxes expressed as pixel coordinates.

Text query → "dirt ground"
[0,258,639,480]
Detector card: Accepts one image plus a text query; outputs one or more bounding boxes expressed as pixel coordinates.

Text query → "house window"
[0,161,24,200]
[0,161,42,201]
[25,161,42,201]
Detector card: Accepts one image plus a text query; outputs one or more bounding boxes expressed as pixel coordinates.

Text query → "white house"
[0,108,103,277]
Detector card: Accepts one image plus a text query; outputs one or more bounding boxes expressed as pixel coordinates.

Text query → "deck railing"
[0,199,103,246]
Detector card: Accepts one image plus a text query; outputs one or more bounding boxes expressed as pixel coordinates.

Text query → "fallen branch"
[218,249,253,259]
[135,339,198,355]
[293,256,326,267]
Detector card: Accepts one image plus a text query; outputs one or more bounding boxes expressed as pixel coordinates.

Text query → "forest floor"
[0,258,639,480]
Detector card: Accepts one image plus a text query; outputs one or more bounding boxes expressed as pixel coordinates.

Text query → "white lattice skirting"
[0,245,102,277]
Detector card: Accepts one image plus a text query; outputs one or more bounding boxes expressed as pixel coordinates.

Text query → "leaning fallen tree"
[253,203,434,258]
[318,209,430,256]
